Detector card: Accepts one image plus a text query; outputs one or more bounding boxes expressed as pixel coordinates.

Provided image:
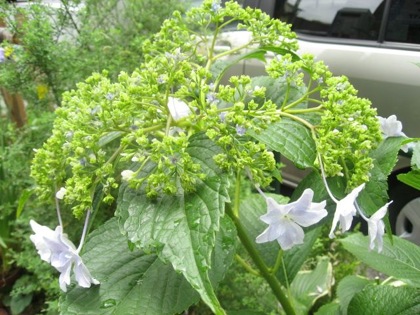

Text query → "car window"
[274,0,385,40]
[385,0,420,44]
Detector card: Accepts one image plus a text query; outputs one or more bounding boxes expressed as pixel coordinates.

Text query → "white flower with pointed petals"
[367,201,391,252]
[256,189,327,250]
[167,97,191,121]
[378,115,406,138]
[30,220,99,292]
[378,115,412,152]
[329,184,365,238]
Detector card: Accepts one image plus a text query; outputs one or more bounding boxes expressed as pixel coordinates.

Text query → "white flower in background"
[256,189,328,250]
[55,187,67,200]
[0,48,5,63]
[30,220,99,292]
[121,170,135,181]
[378,115,406,138]
[366,201,391,252]
[377,115,412,152]
[329,184,365,238]
[167,97,191,121]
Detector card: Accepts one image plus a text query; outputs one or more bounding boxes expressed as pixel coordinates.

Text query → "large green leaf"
[348,285,420,315]
[250,76,307,109]
[239,193,321,284]
[341,233,420,287]
[336,275,371,315]
[250,118,316,169]
[358,137,405,216]
[398,170,420,190]
[61,216,236,314]
[116,134,230,314]
[290,257,333,314]
[60,218,198,315]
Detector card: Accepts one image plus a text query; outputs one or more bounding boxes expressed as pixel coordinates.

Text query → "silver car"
[213,0,420,244]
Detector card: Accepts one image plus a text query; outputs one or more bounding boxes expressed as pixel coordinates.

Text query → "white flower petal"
[329,184,365,238]
[256,190,327,250]
[277,221,305,250]
[73,257,100,288]
[256,223,283,243]
[378,115,406,138]
[167,97,191,121]
[56,187,67,200]
[121,170,135,181]
[289,189,327,227]
[367,201,391,252]
[58,260,72,292]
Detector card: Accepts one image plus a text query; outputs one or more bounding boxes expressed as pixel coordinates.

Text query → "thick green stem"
[226,205,296,315]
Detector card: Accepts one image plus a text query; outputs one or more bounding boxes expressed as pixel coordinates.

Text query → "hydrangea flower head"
[256,189,327,250]
[30,220,99,291]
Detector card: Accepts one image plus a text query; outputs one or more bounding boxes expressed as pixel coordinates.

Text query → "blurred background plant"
[0,0,190,313]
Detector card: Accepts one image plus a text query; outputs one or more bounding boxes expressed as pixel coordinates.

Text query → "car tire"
[388,171,420,246]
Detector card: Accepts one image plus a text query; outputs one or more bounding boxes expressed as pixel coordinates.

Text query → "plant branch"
[235,254,260,276]
[226,204,296,315]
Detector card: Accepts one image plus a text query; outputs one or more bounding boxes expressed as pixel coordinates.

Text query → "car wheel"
[388,172,420,246]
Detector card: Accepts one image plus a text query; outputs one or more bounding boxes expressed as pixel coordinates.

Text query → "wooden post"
[0,14,27,128]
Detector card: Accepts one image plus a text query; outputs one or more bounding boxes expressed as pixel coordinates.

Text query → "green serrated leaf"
[348,284,420,315]
[341,233,420,287]
[411,142,420,169]
[336,275,371,315]
[250,118,316,169]
[60,218,199,315]
[239,193,321,284]
[116,134,229,314]
[250,76,307,109]
[358,137,404,210]
[314,302,340,315]
[397,170,420,190]
[61,216,236,314]
[290,257,333,314]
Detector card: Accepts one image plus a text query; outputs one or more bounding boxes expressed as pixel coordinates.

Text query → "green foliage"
[290,257,333,314]
[0,0,187,107]
[398,141,420,190]
[341,233,420,287]
[348,285,420,315]
[22,0,412,314]
[61,217,235,314]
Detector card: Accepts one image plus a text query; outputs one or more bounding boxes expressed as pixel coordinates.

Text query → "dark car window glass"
[385,0,420,44]
[274,0,385,40]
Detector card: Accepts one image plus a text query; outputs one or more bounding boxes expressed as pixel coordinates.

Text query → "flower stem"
[271,250,283,274]
[235,254,260,276]
[226,205,296,315]
[77,209,91,253]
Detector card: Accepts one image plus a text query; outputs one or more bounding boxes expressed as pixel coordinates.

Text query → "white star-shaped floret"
[367,202,391,253]
[378,115,405,138]
[256,189,327,250]
[377,115,412,152]
[329,184,365,238]
[30,220,99,292]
